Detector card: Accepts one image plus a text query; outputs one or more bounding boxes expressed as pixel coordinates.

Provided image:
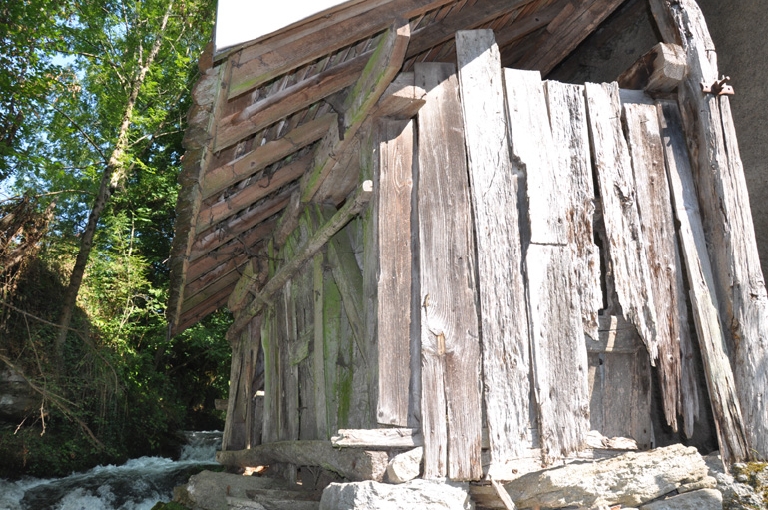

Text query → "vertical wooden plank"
[313,252,328,439]
[622,101,684,433]
[655,99,748,463]
[454,30,532,472]
[505,68,590,461]
[244,316,264,449]
[222,333,246,451]
[651,0,766,459]
[543,81,601,341]
[415,62,483,481]
[361,126,380,431]
[376,118,414,427]
[261,305,280,444]
[322,254,344,434]
[584,82,658,362]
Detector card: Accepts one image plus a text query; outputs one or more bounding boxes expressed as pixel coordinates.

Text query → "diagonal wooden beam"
[204,114,334,197]
[227,181,374,341]
[301,19,411,204]
[228,0,453,99]
[196,153,312,233]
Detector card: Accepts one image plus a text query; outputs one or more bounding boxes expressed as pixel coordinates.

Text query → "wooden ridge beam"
[190,186,295,261]
[228,0,454,99]
[216,440,388,482]
[227,180,374,341]
[197,153,311,233]
[301,19,411,204]
[215,54,369,152]
[204,114,334,199]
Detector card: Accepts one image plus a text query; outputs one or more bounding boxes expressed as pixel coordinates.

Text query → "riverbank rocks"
[174,470,294,510]
[504,443,708,509]
[319,479,473,510]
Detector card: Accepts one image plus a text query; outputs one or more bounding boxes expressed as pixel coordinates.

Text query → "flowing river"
[0,430,222,510]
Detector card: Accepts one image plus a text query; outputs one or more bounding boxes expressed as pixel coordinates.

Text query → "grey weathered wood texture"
[655,99,748,464]
[650,0,768,461]
[617,42,686,93]
[375,118,414,427]
[622,101,684,433]
[505,68,590,462]
[455,30,532,473]
[584,82,658,362]
[543,80,601,342]
[416,62,483,481]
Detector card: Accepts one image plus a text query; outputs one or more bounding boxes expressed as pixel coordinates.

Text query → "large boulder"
[504,443,708,509]
[639,488,723,509]
[174,471,293,510]
[319,479,473,510]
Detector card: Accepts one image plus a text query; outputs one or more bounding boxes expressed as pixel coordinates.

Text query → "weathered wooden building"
[168,0,768,492]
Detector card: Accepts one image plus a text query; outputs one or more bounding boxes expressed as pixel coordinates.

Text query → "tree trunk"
[56,0,175,367]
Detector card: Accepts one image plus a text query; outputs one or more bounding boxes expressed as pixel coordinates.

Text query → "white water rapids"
[0,430,221,510]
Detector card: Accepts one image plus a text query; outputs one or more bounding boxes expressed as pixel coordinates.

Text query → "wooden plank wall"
[242,27,752,479]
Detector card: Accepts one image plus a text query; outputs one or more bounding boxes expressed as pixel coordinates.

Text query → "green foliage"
[0,0,230,478]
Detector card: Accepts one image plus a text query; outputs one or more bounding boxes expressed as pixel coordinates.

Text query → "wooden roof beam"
[302,19,411,204]
[214,53,369,151]
[175,285,232,335]
[203,114,334,198]
[404,0,536,59]
[185,219,276,283]
[196,152,312,233]
[189,186,295,261]
[506,0,625,74]
[228,0,454,99]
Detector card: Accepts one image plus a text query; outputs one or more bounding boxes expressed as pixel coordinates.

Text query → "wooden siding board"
[543,80,601,342]
[655,99,748,464]
[375,118,414,427]
[504,67,590,461]
[415,62,483,481]
[622,101,685,433]
[584,82,659,362]
[455,31,532,472]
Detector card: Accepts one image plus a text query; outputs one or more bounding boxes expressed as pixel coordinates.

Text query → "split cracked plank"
[656,99,748,465]
[504,67,589,462]
[650,0,767,461]
[584,81,658,362]
[622,100,685,434]
[301,19,411,204]
[455,31,532,473]
[228,0,454,99]
[226,180,374,341]
[543,80,601,342]
[416,62,483,481]
[204,114,335,198]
